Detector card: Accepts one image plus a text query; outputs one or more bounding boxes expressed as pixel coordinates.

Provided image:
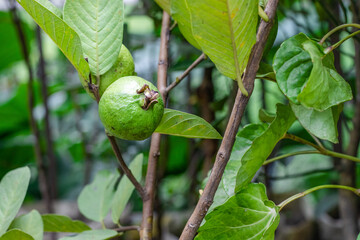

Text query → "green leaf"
[236,104,296,191]
[111,154,143,224]
[155,0,170,14]
[36,0,62,18]
[297,41,352,111]
[196,183,279,240]
[59,230,117,240]
[187,0,258,85]
[290,102,341,143]
[155,109,222,139]
[259,109,275,123]
[0,167,31,236]
[256,62,276,82]
[273,33,352,110]
[273,33,313,103]
[210,124,268,213]
[170,0,200,49]
[16,0,90,81]
[64,0,124,76]
[0,229,34,240]
[78,170,117,222]
[42,214,91,233]
[9,210,43,240]
[357,233,360,240]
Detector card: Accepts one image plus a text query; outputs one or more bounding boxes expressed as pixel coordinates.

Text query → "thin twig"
[36,26,58,201]
[267,168,334,181]
[278,184,360,211]
[107,135,146,199]
[140,11,170,240]
[114,225,140,232]
[165,53,206,94]
[179,1,279,239]
[8,0,54,213]
[263,150,321,165]
[309,132,324,149]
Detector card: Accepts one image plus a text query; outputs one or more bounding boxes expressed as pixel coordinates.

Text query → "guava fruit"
[99,76,164,141]
[80,44,135,100]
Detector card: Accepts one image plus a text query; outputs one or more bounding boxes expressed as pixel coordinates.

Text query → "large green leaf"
[236,104,296,191]
[155,109,222,139]
[16,0,90,81]
[357,233,360,240]
[187,0,258,86]
[9,210,43,240]
[273,33,312,103]
[59,230,118,240]
[210,124,268,213]
[0,229,34,240]
[78,170,117,222]
[273,33,352,110]
[0,167,30,236]
[196,183,279,240]
[111,154,143,224]
[290,102,341,143]
[42,214,91,233]
[170,0,200,49]
[155,0,170,14]
[297,41,352,111]
[63,0,124,76]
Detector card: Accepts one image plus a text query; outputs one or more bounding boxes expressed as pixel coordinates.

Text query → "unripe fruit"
[80,44,135,99]
[99,76,164,141]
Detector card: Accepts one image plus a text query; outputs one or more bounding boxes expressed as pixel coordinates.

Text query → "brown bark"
[179,1,279,238]
[197,67,218,175]
[36,27,58,202]
[140,11,170,240]
[8,0,53,213]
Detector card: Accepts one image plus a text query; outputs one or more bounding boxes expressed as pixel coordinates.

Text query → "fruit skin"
[80,44,135,100]
[99,76,164,141]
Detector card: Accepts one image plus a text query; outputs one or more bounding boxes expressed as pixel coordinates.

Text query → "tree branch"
[140,11,170,240]
[9,0,54,213]
[179,1,279,239]
[165,53,207,94]
[107,135,146,199]
[36,26,58,201]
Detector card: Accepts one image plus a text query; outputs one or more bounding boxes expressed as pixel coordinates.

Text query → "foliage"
[1,0,360,239]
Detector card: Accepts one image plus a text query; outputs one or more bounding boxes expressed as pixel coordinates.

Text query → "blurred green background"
[0,0,360,239]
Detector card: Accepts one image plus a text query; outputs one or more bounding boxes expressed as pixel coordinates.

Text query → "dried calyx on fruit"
[98,76,164,141]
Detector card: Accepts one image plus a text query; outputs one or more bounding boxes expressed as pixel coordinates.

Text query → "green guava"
[80,44,135,100]
[99,76,164,141]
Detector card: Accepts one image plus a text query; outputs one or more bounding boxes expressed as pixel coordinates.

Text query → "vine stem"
[179,1,279,238]
[319,23,360,45]
[278,185,360,211]
[284,134,360,163]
